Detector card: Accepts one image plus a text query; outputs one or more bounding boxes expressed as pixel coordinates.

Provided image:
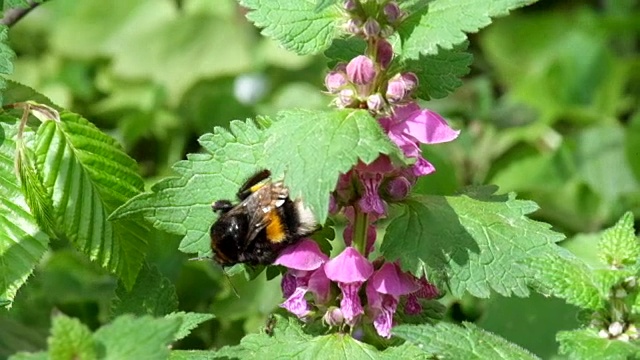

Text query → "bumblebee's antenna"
[188,256,240,298]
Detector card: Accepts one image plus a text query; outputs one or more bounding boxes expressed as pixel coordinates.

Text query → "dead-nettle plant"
[3,0,640,359]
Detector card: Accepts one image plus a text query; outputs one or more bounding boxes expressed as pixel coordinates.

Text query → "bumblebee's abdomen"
[265,210,286,243]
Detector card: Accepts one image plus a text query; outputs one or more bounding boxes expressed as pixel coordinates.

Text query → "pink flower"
[281,287,311,318]
[275,239,329,318]
[343,223,376,255]
[366,263,419,338]
[324,247,374,325]
[379,102,459,177]
[358,172,385,215]
[275,239,328,271]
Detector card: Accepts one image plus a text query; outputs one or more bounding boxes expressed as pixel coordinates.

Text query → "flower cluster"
[277,0,459,338]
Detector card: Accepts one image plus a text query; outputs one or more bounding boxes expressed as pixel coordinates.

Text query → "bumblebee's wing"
[232,181,289,247]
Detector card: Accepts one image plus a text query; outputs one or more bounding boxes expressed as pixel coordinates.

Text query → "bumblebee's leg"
[212,200,234,213]
[237,169,272,200]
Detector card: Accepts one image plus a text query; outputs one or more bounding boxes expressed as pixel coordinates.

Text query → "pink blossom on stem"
[366,263,419,338]
[379,102,459,177]
[324,247,374,324]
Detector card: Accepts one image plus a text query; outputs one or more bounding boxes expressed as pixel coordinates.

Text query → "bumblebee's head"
[210,213,249,265]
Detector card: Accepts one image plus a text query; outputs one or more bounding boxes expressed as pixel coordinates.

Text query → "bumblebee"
[210,169,317,266]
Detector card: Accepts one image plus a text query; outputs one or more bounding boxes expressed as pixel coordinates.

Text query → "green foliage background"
[0,0,638,358]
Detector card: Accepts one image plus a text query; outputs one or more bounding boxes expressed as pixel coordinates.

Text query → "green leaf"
[557,329,640,360]
[240,0,342,55]
[0,26,15,104]
[169,350,218,360]
[110,264,178,318]
[32,111,148,288]
[104,9,253,103]
[599,212,640,268]
[381,186,565,297]
[164,312,215,342]
[529,252,603,310]
[47,314,96,360]
[111,119,265,255]
[8,353,47,360]
[3,0,47,9]
[0,120,49,307]
[93,315,181,360]
[397,0,536,60]
[478,292,580,359]
[215,315,426,359]
[576,125,639,204]
[315,0,337,13]
[261,109,404,223]
[394,322,540,360]
[403,42,473,100]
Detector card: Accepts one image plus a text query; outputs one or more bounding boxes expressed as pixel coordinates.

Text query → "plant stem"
[353,206,369,255]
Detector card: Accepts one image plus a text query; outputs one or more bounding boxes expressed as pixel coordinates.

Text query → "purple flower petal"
[372,295,398,338]
[339,282,364,324]
[411,156,436,176]
[324,247,373,283]
[274,239,328,271]
[404,109,459,145]
[358,173,386,216]
[405,294,422,315]
[280,287,311,318]
[281,272,297,298]
[308,266,331,304]
[370,263,420,296]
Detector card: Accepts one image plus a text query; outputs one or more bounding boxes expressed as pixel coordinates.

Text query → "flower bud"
[338,88,357,108]
[323,307,345,327]
[363,18,380,38]
[609,322,625,337]
[325,70,348,93]
[366,93,385,112]
[347,55,376,85]
[346,18,362,35]
[344,0,357,12]
[385,176,411,201]
[376,39,393,69]
[385,72,418,103]
[383,2,402,23]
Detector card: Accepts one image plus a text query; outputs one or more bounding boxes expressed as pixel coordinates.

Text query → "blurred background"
[1,0,639,358]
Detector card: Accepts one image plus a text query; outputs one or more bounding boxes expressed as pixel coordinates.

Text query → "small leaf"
[110,264,179,318]
[530,252,603,310]
[240,0,343,55]
[315,0,337,12]
[111,120,266,256]
[394,322,541,360]
[0,120,49,307]
[403,42,473,100]
[47,314,96,360]
[164,312,215,342]
[599,212,640,268]
[214,315,426,359]
[381,186,565,297]
[398,0,536,60]
[0,26,15,104]
[261,109,404,223]
[557,329,640,360]
[32,111,148,289]
[93,315,181,360]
